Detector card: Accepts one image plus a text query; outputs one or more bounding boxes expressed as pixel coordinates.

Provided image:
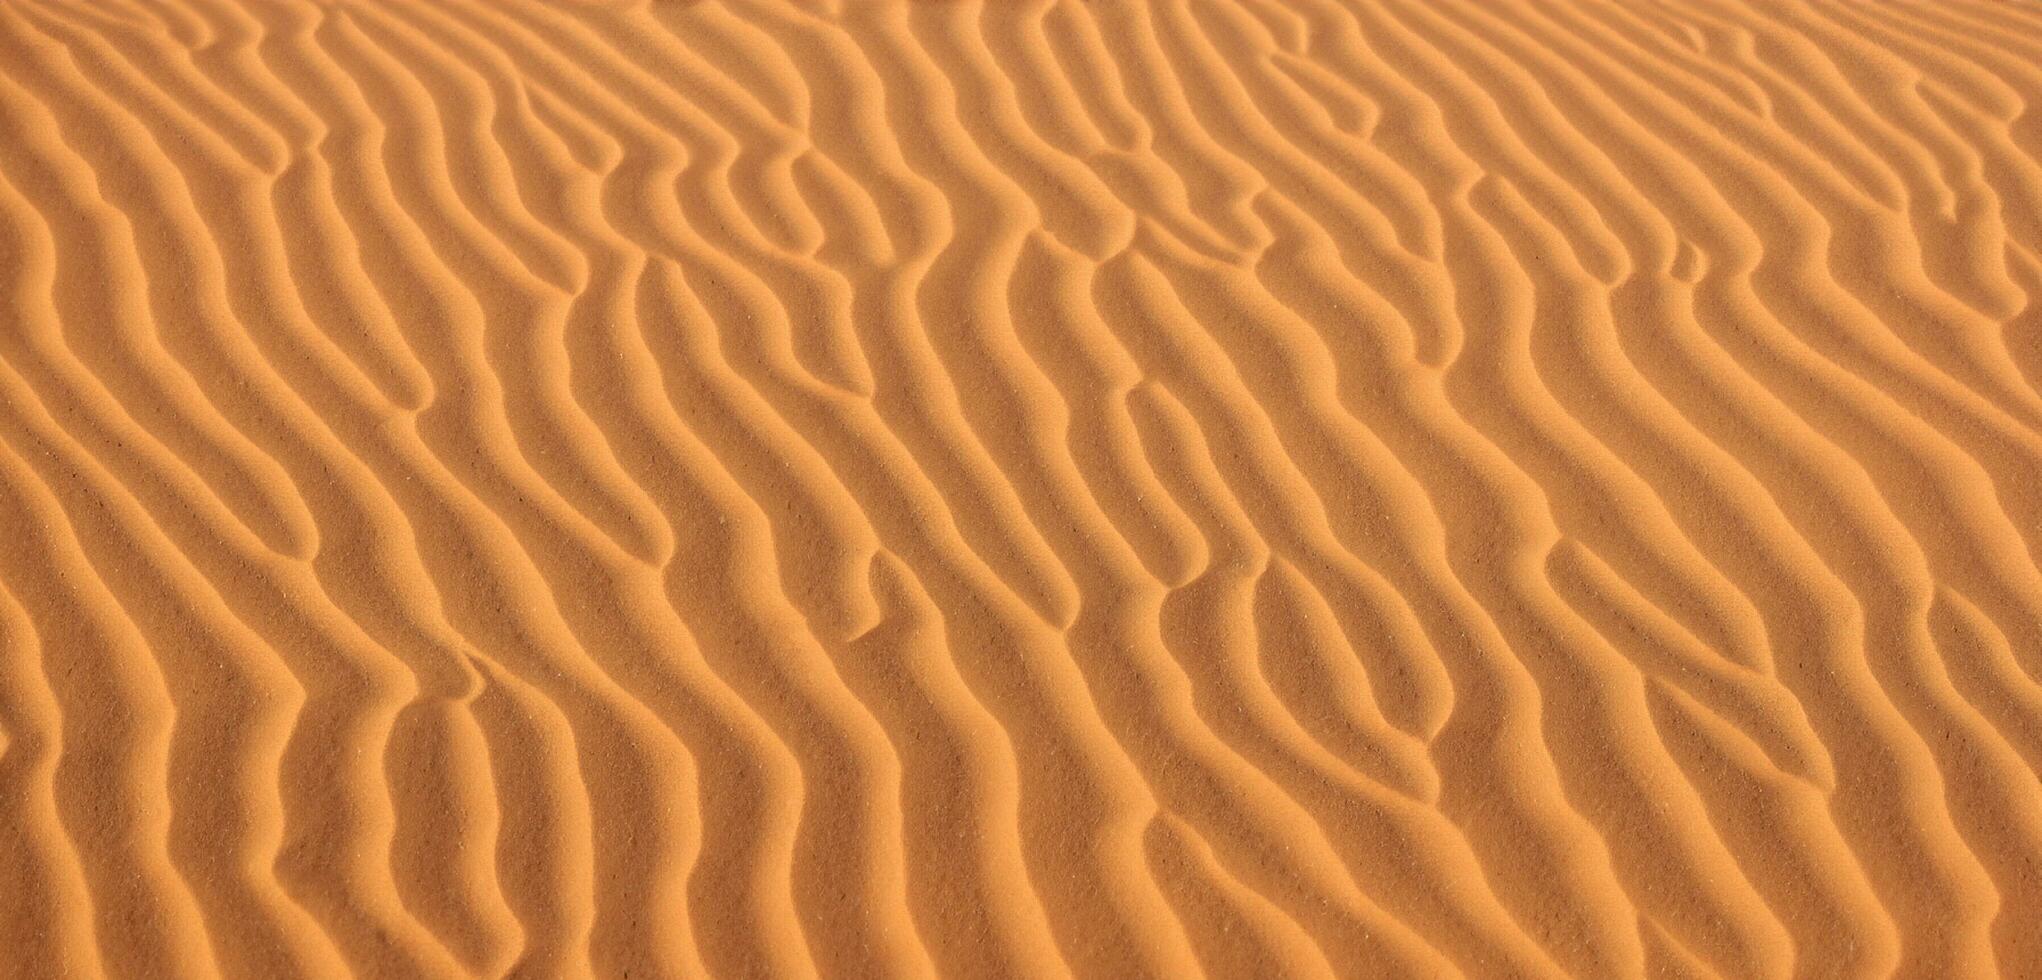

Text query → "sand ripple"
[2,0,2041,976]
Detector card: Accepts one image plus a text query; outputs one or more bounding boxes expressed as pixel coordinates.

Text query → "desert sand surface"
[3,0,2042,977]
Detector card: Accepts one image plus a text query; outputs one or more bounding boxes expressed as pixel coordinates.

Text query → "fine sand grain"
[3,0,2042,977]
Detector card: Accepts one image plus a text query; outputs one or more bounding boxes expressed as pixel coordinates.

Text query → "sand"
[1,0,2041,976]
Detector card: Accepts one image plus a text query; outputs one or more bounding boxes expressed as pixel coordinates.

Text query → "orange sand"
[3,0,2042,977]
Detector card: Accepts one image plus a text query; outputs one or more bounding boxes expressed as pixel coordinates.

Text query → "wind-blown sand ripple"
[2,0,2041,976]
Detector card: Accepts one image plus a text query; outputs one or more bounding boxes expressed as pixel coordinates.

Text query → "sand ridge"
[1,0,2041,976]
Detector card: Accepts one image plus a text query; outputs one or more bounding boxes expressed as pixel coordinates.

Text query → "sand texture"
[3,0,2042,976]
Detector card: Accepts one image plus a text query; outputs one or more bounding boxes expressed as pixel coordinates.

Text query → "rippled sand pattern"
[4,0,2042,976]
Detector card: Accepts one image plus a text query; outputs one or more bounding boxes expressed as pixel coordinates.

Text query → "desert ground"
[3,0,2042,977]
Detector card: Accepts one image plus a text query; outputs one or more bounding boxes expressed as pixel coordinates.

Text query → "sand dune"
[1,0,2040,976]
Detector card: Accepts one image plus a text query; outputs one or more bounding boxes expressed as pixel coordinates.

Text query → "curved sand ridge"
[2,0,2042,976]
